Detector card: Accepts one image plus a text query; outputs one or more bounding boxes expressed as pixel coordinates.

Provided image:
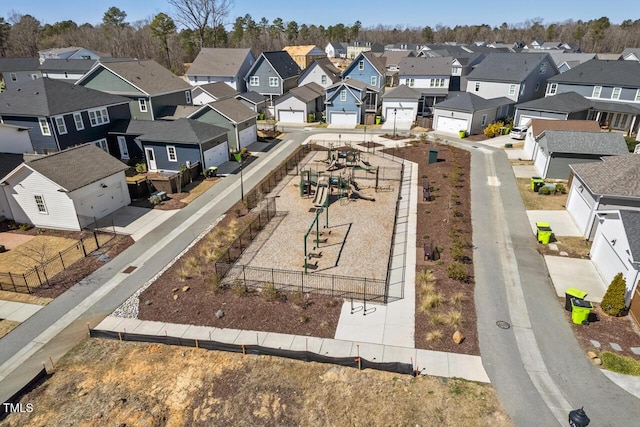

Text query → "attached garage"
[238,124,257,150]
[566,184,595,238]
[436,116,469,134]
[591,224,629,286]
[518,115,537,126]
[533,148,548,177]
[385,107,414,122]
[330,112,358,126]
[78,182,126,218]
[278,110,305,123]
[203,141,229,168]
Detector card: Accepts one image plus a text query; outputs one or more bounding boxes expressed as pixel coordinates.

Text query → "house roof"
[194,82,239,100]
[25,144,128,192]
[235,91,267,105]
[90,60,191,95]
[381,50,414,66]
[0,77,129,117]
[435,92,513,112]
[299,57,341,84]
[382,84,422,100]
[547,52,596,69]
[529,119,601,137]
[467,52,552,83]
[0,57,40,72]
[277,82,325,104]
[39,59,97,72]
[283,45,323,56]
[327,42,347,52]
[361,51,386,75]
[570,154,640,198]
[155,105,201,120]
[327,78,378,94]
[38,46,83,56]
[537,130,628,155]
[258,51,301,80]
[590,99,640,115]
[186,48,253,77]
[399,57,451,76]
[114,118,228,144]
[547,59,640,87]
[0,153,24,179]
[621,48,640,60]
[206,98,257,123]
[516,91,593,113]
[620,210,640,261]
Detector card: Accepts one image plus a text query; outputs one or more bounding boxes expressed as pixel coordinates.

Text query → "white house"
[381,84,421,124]
[0,123,34,154]
[298,57,341,90]
[524,119,601,161]
[275,82,325,123]
[0,144,130,230]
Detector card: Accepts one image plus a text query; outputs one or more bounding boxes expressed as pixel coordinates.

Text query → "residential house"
[0,123,34,154]
[523,119,601,161]
[325,79,369,126]
[515,91,593,127]
[185,48,255,92]
[620,48,640,62]
[325,42,347,59]
[381,84,422,124]
[0,77,131,155]
[282,45,326,70]
[398,57,451,116]
[450,53,486,91]
[466,53,558,113]
[244,51,301,114]
[0,58,41,91]
[432,92,512,135]
[0,144,130,230]
[76,60,193,121]
[545,60,640,136]
[381,50,414,87]
[39,59,97,83]
[385,43,429,52]
[0,153,25,220]
[38,47,102,62]
[546,52,596,73]
[346,41,384,59]
[235,91,268,117]
[298,57,341,89]
[274,82,325,123]
[189,98,257,152]
[533,130,628,179]
[191,82,239,106]
[342,52,386,114]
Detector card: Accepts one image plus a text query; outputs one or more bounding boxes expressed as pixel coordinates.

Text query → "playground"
[234,147,402,282]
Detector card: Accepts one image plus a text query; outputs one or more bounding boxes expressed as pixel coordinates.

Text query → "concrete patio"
[544,255,607,303]
[526,210,581,237]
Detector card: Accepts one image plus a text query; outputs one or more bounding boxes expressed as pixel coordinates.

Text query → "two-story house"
[398,57,451,116]
[298,57,341,89]
[282,45,326,70]
[381,50,415,87]
[0,78,132,156]
[545,60,640,136]
[185,48,255,92]
[244,51,301,115]
[342,52,386,115]
[325,79,369,126]
[191,82,239,106]
[466,52,558,115]
[76,60,193,121]
[325,42,347,59]
[346,41,384,59]
[0,58,41,91]
[39,59,97,83]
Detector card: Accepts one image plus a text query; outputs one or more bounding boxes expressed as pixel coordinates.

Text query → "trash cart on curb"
[571,298,594,325]
[565,288,587,311]
[206,166,218,178]
[536,222,553,244]
[531,176,545,192]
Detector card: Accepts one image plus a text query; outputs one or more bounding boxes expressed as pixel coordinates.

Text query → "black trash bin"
[565,287,588,311]
[568,407,590,427]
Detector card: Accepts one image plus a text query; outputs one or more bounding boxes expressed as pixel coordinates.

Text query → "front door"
[145,147,157,171]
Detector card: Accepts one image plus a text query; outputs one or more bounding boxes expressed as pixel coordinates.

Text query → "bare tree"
[167,0,232,49]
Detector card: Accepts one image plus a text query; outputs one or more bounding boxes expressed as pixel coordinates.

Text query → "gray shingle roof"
[538,130,628,155]
[308,57,341,82]
[547,52,596,68]
[620,210,640,261]
[399,57,451,76]
[529,119,601,137]
[156,105,201,120]
[0,77,129,116]
[195,82,239,100]
[570,154,640,198]
[362,51,386,75]
[435,92,513,112]
[381,50,414,66]
[94,60,191,95]
[186,48,253,77]
[207,98,257,123]
[235,91,266,104]
[0,153,24,179]
[382,84,422,100]
[621,48,640,60]
[590,99,640,115]
[277,82,324,104]
[118,118,227,144]
[516,92,593,113]
[39,59,97,72]
[26,144,128,192]
[0,57,40,72]
[467,52,551,83]
[548,59,640,87]
[260,51,301,79]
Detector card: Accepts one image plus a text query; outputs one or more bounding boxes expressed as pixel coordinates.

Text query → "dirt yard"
[0,236,78,274]
[516,178,568,210]
[2,339,512,427]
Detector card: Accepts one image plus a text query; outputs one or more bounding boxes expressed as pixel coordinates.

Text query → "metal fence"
[0,230,115,294]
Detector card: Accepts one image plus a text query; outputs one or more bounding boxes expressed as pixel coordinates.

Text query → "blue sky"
[1,0,632,29]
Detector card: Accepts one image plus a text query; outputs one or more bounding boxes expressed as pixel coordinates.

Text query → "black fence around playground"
[89,328,414,376]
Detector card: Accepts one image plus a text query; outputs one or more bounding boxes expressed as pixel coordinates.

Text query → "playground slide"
[349,184,375,201]
[313,179,329,207]
[326,158,339,171]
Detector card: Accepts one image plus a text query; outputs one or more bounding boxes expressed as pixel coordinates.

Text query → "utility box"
[571,298,594,325]
[536,222,553,245]
[428,149,439,164]
[565,288,588,311]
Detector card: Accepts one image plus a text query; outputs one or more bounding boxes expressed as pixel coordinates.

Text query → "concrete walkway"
[526,210,582,237]
[98,206,178,241]
[0,300,42,322]
[94,316,489,383]
[544,256,607,302]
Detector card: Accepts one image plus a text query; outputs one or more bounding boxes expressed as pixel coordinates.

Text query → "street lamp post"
[233,152,244,202]
[393,108,397,139]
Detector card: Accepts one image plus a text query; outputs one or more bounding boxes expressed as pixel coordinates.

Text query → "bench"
[423,242,433,261]
[151,191,167,200]
[423,188,431,202]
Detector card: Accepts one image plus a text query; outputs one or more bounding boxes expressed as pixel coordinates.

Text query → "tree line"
[0,0,639,74]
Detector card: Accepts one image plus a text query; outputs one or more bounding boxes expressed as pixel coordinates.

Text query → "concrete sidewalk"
[0,300,43,322]
[94,316,490,383]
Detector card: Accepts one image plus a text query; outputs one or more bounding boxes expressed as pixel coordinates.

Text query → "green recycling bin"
[571,298,593,325]
[428,149,439,164]
[375,116,381,125]
[531,177,544,191]
[565,287,588,311]
[536,222,552,244]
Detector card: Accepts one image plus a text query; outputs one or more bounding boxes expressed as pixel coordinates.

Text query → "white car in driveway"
[510,126,527,140]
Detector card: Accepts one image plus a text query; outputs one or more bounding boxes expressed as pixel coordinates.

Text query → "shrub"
[447,262,469,282]
[18,223,33,231]
[600,272,627,316]
[450,292,465,305]
[177,266,192,281]
[419,291,443,312]
[444,310,463,329]
[261,282,282,302]
[232,279,249,296]
[426,330,443,342]
[416,268,436,288]
[430,313,446,325]
[450,241,466,262]
[538,186,551,195]
[555,183,566,194]
[601,351,640,376]
[483,121,504,138]
[135,162,147,173]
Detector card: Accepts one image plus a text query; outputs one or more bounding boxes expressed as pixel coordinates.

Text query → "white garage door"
[203,141,229,168]
[534,149,548,177]
[566,185,593,237]
[278,110,305,123]
[436,116,468,134]
[519,115,538,126]
[385,107,414,122]
[330,112,358,125]
[591,229,628,285]
[238,124,257,150]
[78,182,126,218]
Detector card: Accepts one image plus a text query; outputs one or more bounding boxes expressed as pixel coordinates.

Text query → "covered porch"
[588,100,640,138]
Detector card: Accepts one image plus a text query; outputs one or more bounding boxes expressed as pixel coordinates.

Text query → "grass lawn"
[180,178,219,204]
[0,320,20,339]
[516,178,568,210]
[0,236,78,274]
[0,290,52,305]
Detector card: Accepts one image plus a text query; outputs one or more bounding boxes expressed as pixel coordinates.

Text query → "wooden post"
[59,252,65,270]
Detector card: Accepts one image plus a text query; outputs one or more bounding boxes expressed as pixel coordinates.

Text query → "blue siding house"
[325,80,368,126]
[341,51,386,114]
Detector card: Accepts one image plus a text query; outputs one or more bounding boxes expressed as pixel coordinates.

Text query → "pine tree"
[601,273,627,317]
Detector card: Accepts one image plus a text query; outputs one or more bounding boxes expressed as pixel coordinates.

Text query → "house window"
[430,78,444,88]
[10,73,17,82]
[73,112,84,131]
[481,114,487,126]
[117,136,129,160]
[31,74,39,80]
[185,90,192,104]
[539,62,547,74]
[194,76,198,83]
[635,89,640,102]
[371,76,377,86]
[88,108,110,126]
[508,84,516,95]
[138,98,148,113]
[592,86,602,98]
[38,117,51,136]
[340,90,347,101]
[547,83,558,95]
[321,75,327,84]
[520,83,526,95]
[167,146,177,162]
[34,195,47,214]
[612,87,621,100]
[535,82,540,92]
[406,78,415,87]
[250,76,259,86]
[269,76,279,87]
[475,82,480,92]
[54,116,67,135]
[64,72,68,78]
[358,60,364,70]
[94,139,109,153]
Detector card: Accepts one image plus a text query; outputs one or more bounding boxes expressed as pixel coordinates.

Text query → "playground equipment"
[304,203,330,273]
[299,169,319,197]
[349,182,376,201]
[313,177,329,207]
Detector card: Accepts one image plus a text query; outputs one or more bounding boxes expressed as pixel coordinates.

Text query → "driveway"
[327,123,356,130]
[526,210,581,237]
[544,255,607,302]
[98,206,178,241]
[513,164,538,178]
[381,119,412,131]
[0,233,34,250]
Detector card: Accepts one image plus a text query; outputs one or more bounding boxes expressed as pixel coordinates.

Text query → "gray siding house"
[189,98,258,152]
[514,91,593,126]
[186,48,255,92]
[0,58,41,90]
[244,51,301,111]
